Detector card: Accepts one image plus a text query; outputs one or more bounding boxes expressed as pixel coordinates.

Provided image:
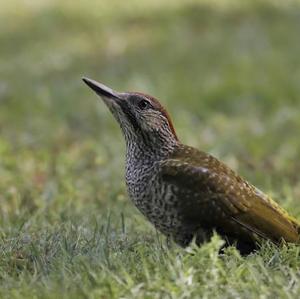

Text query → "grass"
[1,0,300,298]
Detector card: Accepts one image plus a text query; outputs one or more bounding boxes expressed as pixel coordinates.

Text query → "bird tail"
[290,217,300,241]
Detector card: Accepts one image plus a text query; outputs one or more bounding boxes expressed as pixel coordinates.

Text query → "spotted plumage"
[83,77,300,254]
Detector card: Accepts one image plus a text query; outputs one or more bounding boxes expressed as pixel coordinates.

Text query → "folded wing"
[160,147,300,245]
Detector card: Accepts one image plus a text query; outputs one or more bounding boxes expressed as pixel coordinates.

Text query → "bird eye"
[138,99,151,110]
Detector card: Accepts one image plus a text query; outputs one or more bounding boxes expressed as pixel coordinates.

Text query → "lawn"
[1,0,300,298]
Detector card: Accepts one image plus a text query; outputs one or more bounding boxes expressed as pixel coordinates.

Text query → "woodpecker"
[82,77,300,254]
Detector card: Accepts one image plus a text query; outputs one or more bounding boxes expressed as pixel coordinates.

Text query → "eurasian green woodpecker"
[83,77,300,254]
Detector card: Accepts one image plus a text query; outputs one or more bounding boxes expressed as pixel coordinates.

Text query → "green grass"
[1,0,300,297]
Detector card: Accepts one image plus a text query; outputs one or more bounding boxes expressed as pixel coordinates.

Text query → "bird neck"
[124,131,179,171]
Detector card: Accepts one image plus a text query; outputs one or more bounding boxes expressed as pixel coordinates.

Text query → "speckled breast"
[126,166,187,236]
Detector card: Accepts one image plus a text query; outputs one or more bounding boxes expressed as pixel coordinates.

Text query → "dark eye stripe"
[119,101,139,130]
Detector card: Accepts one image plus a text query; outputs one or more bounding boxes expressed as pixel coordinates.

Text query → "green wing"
[160,146,300,244]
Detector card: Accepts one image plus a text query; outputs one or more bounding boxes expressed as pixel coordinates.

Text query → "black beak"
[82,77,121,100]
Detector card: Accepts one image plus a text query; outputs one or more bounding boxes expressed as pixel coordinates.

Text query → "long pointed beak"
[82,77,121,100]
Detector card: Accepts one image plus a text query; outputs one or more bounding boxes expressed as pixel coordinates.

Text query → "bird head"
[82,77,179,151]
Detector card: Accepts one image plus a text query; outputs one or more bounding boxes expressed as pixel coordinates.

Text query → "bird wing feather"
[160,148,300,244]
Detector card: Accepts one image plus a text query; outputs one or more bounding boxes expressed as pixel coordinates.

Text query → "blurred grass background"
[1,0,300,298]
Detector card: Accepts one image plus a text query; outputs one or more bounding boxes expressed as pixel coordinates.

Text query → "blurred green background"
[1,0,300,297]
